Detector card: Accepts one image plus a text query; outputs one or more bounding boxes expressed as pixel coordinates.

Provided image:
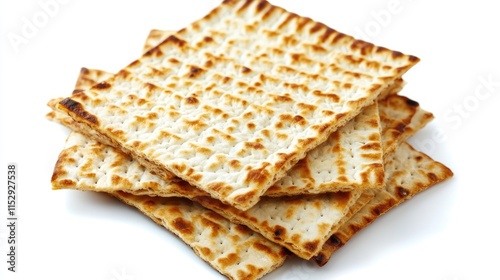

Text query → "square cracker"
[56,0,419,210]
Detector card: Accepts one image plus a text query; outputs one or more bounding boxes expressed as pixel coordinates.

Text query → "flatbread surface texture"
[56,0,419,210]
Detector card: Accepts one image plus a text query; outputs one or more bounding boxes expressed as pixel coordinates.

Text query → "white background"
[1,0,499,279]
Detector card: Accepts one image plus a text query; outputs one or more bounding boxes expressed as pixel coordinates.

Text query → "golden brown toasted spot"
[253,241,275,255]
[200,217,222,238]
[247,122,256,130]
[303,240,319,253]
[236,265,264,280]
[313,253,328,267]
[372,199,396,216]
[297,102,317,113]
[190,143,213,156]
[335,175,347,182]
[183,118,208,131]
[396,186,410,198]
[204,211,224,223]
[261,129,271,138]
[171,162,187,173]
[59,98,99,125]
[55,178,76,188]
[172,217,194,235]
[427,172,438,181]
[295,16,309,31]
[327,234,343,247]
[204,59,214,68]
[312,90,340,102]
[146,112,158,120]
[334,112,347,122]
[244,141,265,150]
[233,189,258,205]
[393,122,406,133]
[142,200,156,211]
[109,174,128,187]
[198,246,212,258]
[273,225,286,240]
[213,128,237,142]
[186,65,204,79]
[163,35,186,47]
[408,55,420,62]
[229,159,242,170]
[144,46,164,57]
[322,110,335,116]
[72,89,84,95]
[94,81,111,89]
[130,140,147,149]
[256,0,268,11]
[234,224,251,235]
[205,136,216,144]
[332,191,352,207]
[349,224,362,233]
[360,142,381,150]
[158,130,182,141]
[165,58,179,65]
[404,98,420,107]
[367,60,382,70]
[207,182,233,197]
[279,113,293,123]
[166,109,180,118]
[322,27,337,42]
[276,132,288,140]
[241,66,252,74]
[311,44,327,53]
[309,22,323,33]
[139,181,160,192]
[270,93,293,103]
[391,50,404,58]
[293,115,307,126]
[80,67,90,75]
[185,96,199,105]
[106,127,126,140]
[311,123,329,134]
[218,253,240,268]
[236,81,249,88]
[351,40,375,55]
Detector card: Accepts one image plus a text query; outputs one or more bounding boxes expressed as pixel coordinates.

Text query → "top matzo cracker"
[57,0,418,210]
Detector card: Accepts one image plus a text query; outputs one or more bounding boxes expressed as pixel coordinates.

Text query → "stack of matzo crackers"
[46,1,453,279]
